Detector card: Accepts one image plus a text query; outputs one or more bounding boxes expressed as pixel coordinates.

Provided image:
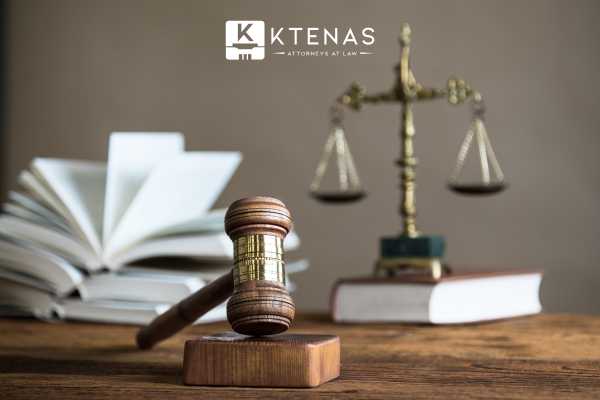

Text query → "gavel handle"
[136,270,234,350]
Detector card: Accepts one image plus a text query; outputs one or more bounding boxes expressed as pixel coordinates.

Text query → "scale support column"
[398,101,418,237]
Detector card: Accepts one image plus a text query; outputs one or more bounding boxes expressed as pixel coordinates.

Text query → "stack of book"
[0,133,306,324]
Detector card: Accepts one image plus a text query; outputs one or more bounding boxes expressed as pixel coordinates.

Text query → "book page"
[103,132,184,244]
[0,279,61,320]
[150,208,226,236]
[60,299,226,325]
[0,269,55,293]
[19,170,95,251]
[18,171,71,224]
[8,191,69,230]
[31,159,106,256]
[78,273,204,303]
[104,152,241,265]
[107,225,300,269]
[0,238,83,296]
[0,215,101,270]
[3,202,69,233]
[60,299,171,325]
[106,233,231,268]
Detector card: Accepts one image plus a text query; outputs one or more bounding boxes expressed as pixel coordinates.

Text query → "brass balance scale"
[309,24,507,279]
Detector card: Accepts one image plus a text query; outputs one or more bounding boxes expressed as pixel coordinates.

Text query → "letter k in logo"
[238,23,253,41]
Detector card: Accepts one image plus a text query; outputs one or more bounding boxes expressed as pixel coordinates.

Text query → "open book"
[2,132,244,270]
[0,132,304,324]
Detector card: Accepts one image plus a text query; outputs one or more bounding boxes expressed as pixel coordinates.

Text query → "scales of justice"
[310,23,507,279]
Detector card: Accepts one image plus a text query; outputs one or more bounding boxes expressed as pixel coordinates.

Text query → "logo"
[225,21,376,61]
[225,20,265,61]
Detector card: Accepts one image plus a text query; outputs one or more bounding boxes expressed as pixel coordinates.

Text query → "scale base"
[377,235,447,278]
[183,332,340,388]
[380,234,446,258]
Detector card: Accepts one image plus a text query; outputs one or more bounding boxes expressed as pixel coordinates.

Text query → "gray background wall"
[2,0,599,313]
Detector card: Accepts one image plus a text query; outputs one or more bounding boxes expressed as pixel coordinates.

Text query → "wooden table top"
[1,314,599,399]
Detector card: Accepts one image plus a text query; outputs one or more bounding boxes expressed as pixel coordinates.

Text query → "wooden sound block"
[183,332,340,388]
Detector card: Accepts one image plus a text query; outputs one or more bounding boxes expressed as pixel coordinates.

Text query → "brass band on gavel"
[233,234,286,286]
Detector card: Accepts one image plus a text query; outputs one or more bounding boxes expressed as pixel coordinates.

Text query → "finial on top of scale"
[400,23,411,46]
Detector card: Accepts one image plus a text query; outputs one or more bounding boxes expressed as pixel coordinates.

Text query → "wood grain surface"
[183,333,340,387]
[1,314,600,399]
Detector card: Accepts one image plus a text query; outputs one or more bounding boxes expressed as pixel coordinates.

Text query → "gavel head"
[225,196,295,336]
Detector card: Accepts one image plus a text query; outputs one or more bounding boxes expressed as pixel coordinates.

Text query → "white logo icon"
[225,21,265,61]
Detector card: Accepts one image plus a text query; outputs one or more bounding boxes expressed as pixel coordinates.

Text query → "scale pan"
[448,182,508,195]
[310,190,367,203]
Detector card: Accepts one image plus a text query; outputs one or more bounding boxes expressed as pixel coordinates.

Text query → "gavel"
[136,196,295,349]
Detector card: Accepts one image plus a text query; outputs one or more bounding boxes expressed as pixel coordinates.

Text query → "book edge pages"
[429,273,543,324]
